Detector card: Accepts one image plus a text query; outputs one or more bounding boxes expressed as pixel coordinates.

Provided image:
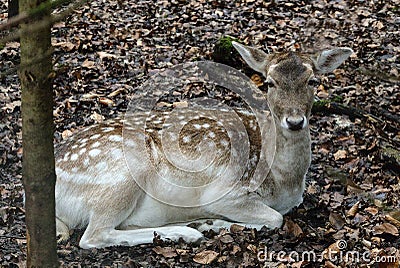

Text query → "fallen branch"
[312,99,384,122]
[313,98,400,173]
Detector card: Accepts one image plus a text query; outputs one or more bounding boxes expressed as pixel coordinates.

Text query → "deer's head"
[233,42,353,132]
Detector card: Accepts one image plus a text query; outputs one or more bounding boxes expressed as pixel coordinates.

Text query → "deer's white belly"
[122,194,205,228]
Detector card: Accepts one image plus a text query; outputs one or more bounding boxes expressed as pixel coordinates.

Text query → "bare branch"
[0,0,89,44]
[0,0,76,31]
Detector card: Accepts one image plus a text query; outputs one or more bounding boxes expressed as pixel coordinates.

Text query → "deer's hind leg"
[79,215,204,249]
[77,186,203,248]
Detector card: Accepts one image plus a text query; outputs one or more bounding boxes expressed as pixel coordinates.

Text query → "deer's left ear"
[232,42,269,75]
[312,47,354,74]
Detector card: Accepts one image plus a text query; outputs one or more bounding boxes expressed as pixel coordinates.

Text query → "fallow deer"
[55,42,353,248]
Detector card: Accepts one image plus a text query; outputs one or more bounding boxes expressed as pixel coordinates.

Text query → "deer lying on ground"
[55,42,353,248]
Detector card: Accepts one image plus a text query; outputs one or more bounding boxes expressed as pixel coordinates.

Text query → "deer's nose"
[286,116,305,131]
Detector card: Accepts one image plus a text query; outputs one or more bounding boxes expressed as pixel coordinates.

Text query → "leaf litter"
[0,0,399,267]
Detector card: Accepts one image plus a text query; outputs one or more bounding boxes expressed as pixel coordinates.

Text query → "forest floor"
[0,0,399,267]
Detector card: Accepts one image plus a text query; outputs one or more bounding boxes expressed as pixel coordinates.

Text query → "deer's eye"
[308,77,320,87]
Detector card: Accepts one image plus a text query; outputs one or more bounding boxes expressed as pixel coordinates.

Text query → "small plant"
[212,36,242,67]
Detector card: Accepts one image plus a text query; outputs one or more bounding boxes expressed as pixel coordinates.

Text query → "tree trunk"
[8,0,19,19]
[19,0,58,267]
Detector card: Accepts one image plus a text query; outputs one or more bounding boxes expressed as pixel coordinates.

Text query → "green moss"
[332,95,343,102]
[313,99,331,108]
[216,36,240,50]
[212,36,242,66]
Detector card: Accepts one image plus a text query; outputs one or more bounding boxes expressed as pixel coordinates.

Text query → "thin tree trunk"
[19,0,58,266]
[8,0,19,19]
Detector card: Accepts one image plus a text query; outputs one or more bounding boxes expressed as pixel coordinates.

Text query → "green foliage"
[212,36,242,66]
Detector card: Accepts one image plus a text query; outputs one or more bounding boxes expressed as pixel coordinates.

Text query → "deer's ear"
[232,42,269,75]
[312,47,353,73]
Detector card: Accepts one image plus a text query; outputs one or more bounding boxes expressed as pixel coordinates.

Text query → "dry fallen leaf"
[246,244,257,253]
[53,41,76,51]
[373,223,399,236]
[232,245,241,255]
[173,101,188,108]
[61,129,73,140]
[108,88,125,97]
[230,223,245,233]
[329,212,346,230]
[384,215,400,228]
[152,246,177,258]
[193,250,219,264]
[90,111,104,123]
[82,59,96,68]
[251,74,263,87]
[347,201,360,217]
[333,149,347,160]
[325,260,339,268]
[365,207,379,215]
[97,51,118,60]
[283,219,304,238]
[219,234,234,244]
[99,97,115,106]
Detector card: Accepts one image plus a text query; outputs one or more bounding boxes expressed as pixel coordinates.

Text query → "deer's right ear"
[232,42,269,75]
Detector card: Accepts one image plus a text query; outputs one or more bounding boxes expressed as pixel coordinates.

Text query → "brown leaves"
[251,74,263,87]
[81,59,96,69]
[373,223,399,237]
[152,246,177,258]
[333,149,347,161]
[329,212,346,230]
[346,201,360,217]
[230,223,245,233]
[283,219,304,239]
[193,250,219,264]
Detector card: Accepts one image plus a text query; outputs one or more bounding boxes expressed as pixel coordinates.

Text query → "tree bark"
[8,0,19,19]
[19,0,58,267]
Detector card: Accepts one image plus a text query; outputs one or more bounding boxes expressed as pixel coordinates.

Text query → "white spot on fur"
[70,154,78,161]
[95,161,107,172]
[90,134,101,140]
[182,136,191,143]
[220,139,229,147]
[89,149,101,157]
[109,135,122,142]
[91,141,101,148]
[79,148,87,155]
[80,138,88,144]
[208,132,216,138]
[193,124,201,130]
[202,123,210,128]
[102,127,115,132]
[72,145,78,149]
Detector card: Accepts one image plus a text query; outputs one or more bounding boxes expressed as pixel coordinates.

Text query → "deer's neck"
[270,126,311,185]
